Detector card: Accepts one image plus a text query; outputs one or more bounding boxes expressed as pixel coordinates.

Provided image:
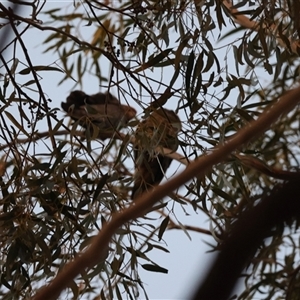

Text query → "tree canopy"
[1,1,300,299]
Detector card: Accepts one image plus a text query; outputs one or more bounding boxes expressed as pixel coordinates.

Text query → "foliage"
[0,0,300,299]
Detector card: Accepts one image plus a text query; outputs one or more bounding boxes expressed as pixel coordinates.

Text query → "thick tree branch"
[33,84,300,299]
[191,178,300,300]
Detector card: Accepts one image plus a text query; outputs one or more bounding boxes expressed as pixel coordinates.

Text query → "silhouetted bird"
[61,90,136,140]
[132,108,181,199]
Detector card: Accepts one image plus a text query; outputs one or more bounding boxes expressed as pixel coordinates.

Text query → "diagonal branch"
[191,178,300,299]
[33,85,300,300]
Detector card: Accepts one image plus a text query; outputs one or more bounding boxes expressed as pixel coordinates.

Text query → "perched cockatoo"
[61,90,136,140]
[132,108,181,199]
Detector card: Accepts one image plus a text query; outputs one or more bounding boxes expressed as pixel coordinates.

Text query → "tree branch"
[168,223,212,236]
[191,178,300,299]
[33,83,300,299]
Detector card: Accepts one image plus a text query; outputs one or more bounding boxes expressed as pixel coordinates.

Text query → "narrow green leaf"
[236,108,254,122]
[274,47,282,80]
[186,51,195,100]
[174,37,188,68]
[67,280,79,299]
[0,274,11,289]
[161,22,170,46]
[100,288,107,300]
[116,284,123,300]
[10,58,19,75]
[4,111,30,137]
[243,44,255,68]
[93,174,109,202]
[120,26,131,39]
[36,237,52,263]
[152,244,170,253]
[135,48,172,72]
[142,264,168,274]
[21,80,36,87]
[192,52,204,87]
[203,51,214,73]
[212,187,237,204]
[18,105,30,123]
[77,54,82,80]
[158,216,169,241]
[19,65,63,75]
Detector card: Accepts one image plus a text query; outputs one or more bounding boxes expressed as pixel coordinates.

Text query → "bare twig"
[168,223,212,236]
[191,178,300,299]
[5,7,57,151]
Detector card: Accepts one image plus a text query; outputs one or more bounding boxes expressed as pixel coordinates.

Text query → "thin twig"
[168,223,212,235]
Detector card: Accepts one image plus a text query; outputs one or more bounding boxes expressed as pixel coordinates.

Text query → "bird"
[132,108,181,199]
[61,90,136,140]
